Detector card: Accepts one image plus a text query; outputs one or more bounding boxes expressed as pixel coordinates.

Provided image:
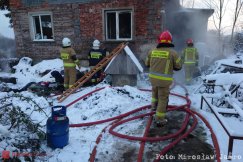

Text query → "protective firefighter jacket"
[60,47,78,67]
[182,47,199,84]
[145,47,182,87]
[88,49,106,66]
[60,47,78,88]
[182,47,198,65]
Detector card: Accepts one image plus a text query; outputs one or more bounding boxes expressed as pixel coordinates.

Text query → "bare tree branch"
[231,0,243,40]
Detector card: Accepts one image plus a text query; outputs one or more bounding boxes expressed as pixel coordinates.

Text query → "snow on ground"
[203,73,243,85]
[0,57,64,89]
[187,52,243,162]
[46,84,188,162]
[215,54,243,68]
[0,53,243,161]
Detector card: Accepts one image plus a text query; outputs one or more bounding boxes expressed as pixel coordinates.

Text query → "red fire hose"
[65,84,220,162]
[137,115,153,162]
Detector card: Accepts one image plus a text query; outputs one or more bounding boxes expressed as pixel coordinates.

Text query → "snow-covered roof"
[204,73,243,85]
[216,58,243,68]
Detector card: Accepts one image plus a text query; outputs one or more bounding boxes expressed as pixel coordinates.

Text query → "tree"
[180,0,195,8]
[203,0,230,39]
[0,0,12,27]
[231,0,243,41]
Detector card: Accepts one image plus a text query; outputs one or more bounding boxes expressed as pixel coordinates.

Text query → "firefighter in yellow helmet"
[145,30,182,127]
[60,37,79,89]
[182,38,199,85]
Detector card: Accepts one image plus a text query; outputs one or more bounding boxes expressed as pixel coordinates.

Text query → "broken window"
[30,13,54,41]
[105,10,132,40]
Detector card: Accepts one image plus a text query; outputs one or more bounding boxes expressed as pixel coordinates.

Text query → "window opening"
[105,10,132,40]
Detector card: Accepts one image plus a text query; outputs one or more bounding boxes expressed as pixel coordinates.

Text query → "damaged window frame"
[104,9,133,41]
[28,11,54,42]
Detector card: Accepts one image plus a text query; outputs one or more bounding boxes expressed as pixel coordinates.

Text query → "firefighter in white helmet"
[60,37,79,89]
[88,39,107,84]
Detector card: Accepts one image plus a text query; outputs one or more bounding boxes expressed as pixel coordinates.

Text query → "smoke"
[0,34,16,72]
[137,43,156,72]
[204,30,227,65]
[164,0,232,69]
[139,43,156,61]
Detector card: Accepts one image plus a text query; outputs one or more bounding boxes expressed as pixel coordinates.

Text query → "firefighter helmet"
[158,30,172,44]
[62,37,71,47]
[186,38,193,45]
[93,39,100,49]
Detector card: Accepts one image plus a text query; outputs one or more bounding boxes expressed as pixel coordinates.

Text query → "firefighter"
[145,30,182,127]
[88,39,107,84]
[60,37,79,89]
[182,38,199,85]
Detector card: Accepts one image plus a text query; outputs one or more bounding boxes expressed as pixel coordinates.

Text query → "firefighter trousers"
[152,86,170,121]
[184,64,196,84]
[64,67,76,89]
[90,66,103,84]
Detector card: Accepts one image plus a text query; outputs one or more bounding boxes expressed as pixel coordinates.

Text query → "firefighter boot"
[153,114,168,127]
[151,103,157,111]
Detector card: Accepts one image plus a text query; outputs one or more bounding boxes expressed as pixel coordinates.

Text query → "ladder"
[58,42,128,102]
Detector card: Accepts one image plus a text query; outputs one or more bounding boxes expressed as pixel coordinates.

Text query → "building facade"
[10,0,165,61]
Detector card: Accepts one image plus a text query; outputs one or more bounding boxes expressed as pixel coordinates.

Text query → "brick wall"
[79,0,164,60]
[10,0,164,62]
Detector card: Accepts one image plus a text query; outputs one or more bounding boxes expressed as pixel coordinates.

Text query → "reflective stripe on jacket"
[60,47,77,68]
[183,47,197,64]
[149,72,173,81]
[63,63,76,67]
[90,52,103,59]
[88,49,106,66]
[145,48,182,84]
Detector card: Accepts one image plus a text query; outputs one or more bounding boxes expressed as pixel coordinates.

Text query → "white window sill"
[33,39,55,42]
[106,39,133,42]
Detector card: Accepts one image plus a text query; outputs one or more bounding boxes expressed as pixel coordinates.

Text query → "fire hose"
[66,84,220,162]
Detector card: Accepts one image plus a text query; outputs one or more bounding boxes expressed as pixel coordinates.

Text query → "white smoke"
[0,34,16,72]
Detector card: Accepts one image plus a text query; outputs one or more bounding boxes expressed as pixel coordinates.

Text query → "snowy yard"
[0,53,243,162]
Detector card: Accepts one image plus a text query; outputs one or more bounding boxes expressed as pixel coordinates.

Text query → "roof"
[174,8,214,17]
[105,45,143,75]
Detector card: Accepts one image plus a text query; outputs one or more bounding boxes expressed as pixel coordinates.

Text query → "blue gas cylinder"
[46,106,69,148]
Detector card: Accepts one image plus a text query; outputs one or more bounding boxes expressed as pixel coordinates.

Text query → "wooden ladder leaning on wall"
[58,42,128,102]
